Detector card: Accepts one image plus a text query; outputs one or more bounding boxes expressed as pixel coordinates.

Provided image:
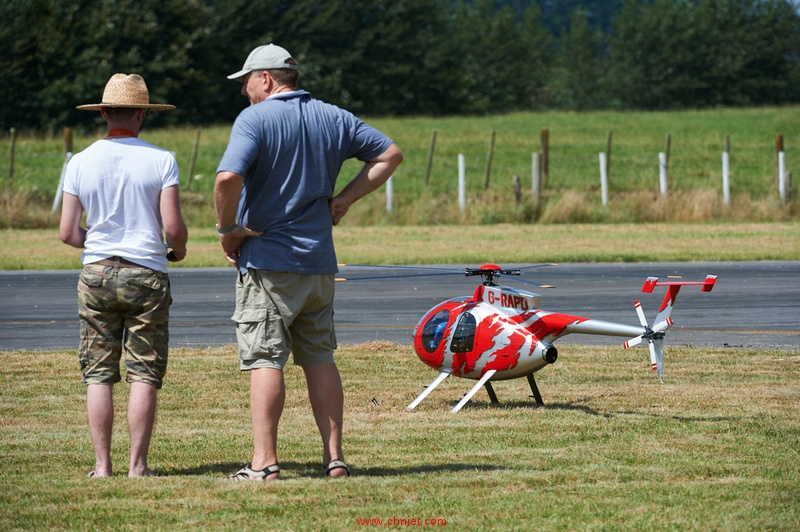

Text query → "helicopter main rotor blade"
[337,264,473,282]
[496,275,555,289]
[335,272,460,282]
[339,264,464,273]
[337,263,558,287]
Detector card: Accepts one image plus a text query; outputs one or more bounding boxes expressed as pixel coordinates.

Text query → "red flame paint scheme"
[410,272,716,402]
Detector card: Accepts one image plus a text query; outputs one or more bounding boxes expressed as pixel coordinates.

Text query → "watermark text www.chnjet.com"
[356,515,447,527]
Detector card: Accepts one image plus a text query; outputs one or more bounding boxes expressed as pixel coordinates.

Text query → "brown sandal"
[323,459,350,477]
[226,463,280,481]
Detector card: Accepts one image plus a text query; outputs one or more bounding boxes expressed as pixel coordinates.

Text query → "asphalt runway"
[0,262,798,352]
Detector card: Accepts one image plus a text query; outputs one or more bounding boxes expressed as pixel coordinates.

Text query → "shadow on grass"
[165,461,509,478]
[453,398,749,422]
[448,397,611,417]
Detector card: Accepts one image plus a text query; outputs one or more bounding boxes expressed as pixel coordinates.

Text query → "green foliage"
[2,107,798,230]
[3,0,800,131]
[551,7,609,109]
[444,0,552,113]
[0,0,226,131]
[608,0,800,109]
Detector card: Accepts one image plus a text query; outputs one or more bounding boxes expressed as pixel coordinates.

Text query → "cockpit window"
[450,311,476,353]
[421,310,449,353]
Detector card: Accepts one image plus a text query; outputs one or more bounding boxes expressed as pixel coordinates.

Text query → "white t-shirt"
[62,137,180,273]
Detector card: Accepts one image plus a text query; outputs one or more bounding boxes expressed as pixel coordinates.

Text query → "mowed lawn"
[1,342,798,530]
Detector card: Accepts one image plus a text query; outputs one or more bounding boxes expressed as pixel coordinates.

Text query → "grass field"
[1,342,798,530]
[1,222,799,270]
[2,107,798,228]
[2,107,799,530]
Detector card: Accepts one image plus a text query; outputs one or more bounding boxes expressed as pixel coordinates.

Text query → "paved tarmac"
[1,262,798,352]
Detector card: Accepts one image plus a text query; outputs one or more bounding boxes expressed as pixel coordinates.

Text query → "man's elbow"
[59,229,82,248]
[164,222,189,249]
[385,144,404,170]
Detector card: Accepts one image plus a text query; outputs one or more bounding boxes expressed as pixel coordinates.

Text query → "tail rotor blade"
[633,300,647,327]
[623,336,643,349]
[648,340,658,375]
[624,300,648,349]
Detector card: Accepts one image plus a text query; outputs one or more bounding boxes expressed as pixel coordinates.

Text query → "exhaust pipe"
[540,343,558,364]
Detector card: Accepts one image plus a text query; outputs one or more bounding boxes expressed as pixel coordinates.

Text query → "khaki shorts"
[77,264,171,389]
[233,269,336,371]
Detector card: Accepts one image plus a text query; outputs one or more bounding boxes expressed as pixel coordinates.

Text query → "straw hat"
[77,73,175,111]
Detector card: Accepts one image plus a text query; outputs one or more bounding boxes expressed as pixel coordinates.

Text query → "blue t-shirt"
[217,90,393,274]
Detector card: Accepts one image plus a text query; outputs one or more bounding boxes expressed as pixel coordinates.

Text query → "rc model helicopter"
[340,263,717,413]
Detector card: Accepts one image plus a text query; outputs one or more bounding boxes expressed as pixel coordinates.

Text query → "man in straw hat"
[60,73,188,478]
[215,44,403,480]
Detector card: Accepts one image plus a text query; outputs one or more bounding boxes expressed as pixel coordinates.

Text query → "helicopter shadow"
[451,397,612,418]
[453,398,751,424]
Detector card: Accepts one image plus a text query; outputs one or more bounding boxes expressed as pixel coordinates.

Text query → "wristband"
[216,222,238,234]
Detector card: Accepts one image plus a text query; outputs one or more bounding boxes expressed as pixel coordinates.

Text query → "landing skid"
[526,373,544,406]
[481,372,544,407]
[408,371,545,412]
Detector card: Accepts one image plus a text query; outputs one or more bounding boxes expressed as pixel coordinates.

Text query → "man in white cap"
[216,44,403,480]
[60,73,188,478]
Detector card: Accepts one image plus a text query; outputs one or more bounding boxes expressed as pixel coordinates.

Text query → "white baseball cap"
[227,44,297,82]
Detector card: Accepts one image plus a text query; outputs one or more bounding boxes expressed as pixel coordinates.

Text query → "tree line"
[2,0,799,132]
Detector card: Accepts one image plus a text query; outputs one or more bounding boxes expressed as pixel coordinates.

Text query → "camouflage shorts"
[77,264,171,389]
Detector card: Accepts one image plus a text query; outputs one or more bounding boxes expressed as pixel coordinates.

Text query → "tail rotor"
[623,299,673,383]
[622,275,716,383]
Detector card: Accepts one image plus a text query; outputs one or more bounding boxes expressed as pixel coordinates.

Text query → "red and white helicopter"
[340,263,716,413]
[405,264,716,412]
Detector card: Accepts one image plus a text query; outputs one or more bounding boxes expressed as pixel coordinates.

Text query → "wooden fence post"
[775,134,783,189]
[664,132,672,182]
[778,151,787,203]
[484,130,495,189]
[599,152,608,206]
[458,154,466,213]
[531,153,541,198]
[513,175,521,204]
[540,128,549,187]
[186,129,201,190]
[424,130,437,187]
[63,127,72,158]
[605,131,612,180]
[722,135,730,207]
[386,176,393,215]
[8,127,16,187]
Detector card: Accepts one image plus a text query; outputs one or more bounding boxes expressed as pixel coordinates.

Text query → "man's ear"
[261,70,273,89]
